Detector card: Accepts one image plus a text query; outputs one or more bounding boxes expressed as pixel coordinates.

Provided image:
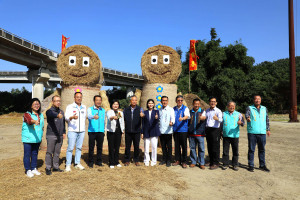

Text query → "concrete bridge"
[0,28,144,100]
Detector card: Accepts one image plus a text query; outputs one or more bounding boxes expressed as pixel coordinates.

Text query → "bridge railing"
[102,67,143,80]
[0,28,59,58]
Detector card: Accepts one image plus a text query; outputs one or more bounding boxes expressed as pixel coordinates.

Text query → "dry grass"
[183,93,209,111]
[0,149,187,200]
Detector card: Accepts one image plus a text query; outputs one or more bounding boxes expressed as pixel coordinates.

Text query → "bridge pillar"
[126,87,135,98]
[28,68,50,101]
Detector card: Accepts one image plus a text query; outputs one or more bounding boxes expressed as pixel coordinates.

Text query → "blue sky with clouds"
[0,0,299,91]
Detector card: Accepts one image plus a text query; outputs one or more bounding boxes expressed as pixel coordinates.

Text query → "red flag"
[62,35,70,52]
[189,40,198,71]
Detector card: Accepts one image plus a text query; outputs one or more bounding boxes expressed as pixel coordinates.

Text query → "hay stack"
[57,45,103,86]
[135,88,142,105]
[99,90,110,111]
[141,45,181,84]
[183,93,209,111]
[140,83,177,110]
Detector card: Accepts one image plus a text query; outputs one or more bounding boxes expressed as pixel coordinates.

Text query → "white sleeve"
[218,110,223,122]
[202,110,206,116]
[106,110,114,120]
[170,109,175,124]
[65,105,72,122]
[184,107,190,119]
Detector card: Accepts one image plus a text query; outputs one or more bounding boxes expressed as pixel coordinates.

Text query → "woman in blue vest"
[22,98,44,178]
[173,95,190,168]
[222,101,244,171]
[141,99,160,166]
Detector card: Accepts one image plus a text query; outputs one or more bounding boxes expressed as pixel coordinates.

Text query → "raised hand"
[140,111,145,118]
[213,113,218,121]
[247,116,251,122]
[178,114,183,122]
[237,116,242,125]
[169,121,173,126]
[155,112,158,119]
[57,111,63,119]
[73,113,78,120]
[34,119,40,125]
[94,113,99,120]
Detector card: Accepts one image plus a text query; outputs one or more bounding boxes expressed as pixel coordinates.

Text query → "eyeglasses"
[177,100,183,102]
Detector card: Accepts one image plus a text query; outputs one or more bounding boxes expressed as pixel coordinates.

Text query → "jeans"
[124,132,141,162]
[173,132,188,164]
[88,132,104,165]
[107,131,122,165]
[45,135,63,170]
[222,137,239,166]
[66,131,85,165]
[189,136,205,165]
[206,127,221,165]
[160,134,173,163]
[248,133,266,167]
[23,142,41,173]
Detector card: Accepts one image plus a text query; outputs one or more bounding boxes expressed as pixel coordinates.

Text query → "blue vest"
[247,105,267,134]
[22,112,44,143]
[223,111,240,138]
[188,108,206,136]
[173,105,189,132]
[88,106,105,132]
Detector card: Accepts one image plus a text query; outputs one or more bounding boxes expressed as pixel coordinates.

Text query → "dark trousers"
[248,133,266,167]
[206,127,221,165]
[222,137,239,166]
[45,135,63,170]
[173,132,188,163]
[88,132,104,165]
[107,131,122,165]
[23,142,41,173]
[160,134,173,163]
[124,132,141,162]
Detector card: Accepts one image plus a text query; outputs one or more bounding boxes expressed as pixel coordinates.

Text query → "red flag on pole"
[189,40,198,71]
[62,35,70,52]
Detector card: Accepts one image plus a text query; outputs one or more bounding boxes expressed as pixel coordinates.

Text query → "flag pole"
[189,68,191,93]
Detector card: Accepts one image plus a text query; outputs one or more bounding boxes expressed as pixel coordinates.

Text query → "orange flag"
[61,35,70,52]
[189,40,198,71]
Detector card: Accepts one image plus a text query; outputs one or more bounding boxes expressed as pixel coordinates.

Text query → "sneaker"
[150,163,156,167]
[65,165,71,172]
[116,164,122,168]
[45,168,52,175]
[259,166,270,172]
[222,165,228,170]
[75,164,85,170]
[233,166,239,171]
[248,166,254,172]
[26,170,34,178]
[144,162,149,167]
[110,165,115,169]
[31,168,41,175]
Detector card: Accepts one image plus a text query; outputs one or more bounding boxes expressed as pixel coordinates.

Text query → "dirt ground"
[0,114,299,200]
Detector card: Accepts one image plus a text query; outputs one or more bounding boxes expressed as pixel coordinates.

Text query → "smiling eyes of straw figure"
[69,56,90,67]
[151,55,170,65]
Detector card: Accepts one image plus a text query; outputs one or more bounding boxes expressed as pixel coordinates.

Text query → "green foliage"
[176,28,300,113]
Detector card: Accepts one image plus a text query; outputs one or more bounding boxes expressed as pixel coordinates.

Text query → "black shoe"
[222,165,228,170]
[233,166,239,171]
[248,166,254,172]
[95,163,103,167]
[166,162,171,167]
[259,166,270,172]
[88,163,94,168]
[52,168,64,172]
[159,161,166,165]
[45,168,52,175]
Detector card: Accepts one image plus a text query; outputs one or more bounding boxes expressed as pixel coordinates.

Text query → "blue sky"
[0,0,299,91]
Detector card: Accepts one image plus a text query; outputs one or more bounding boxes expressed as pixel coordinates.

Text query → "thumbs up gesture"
[73,113,78,120]
[94,113,99,120]
[140,110,145,118]
[34,119,40,125]
[179,114,183,121]
[57,111,63,119]
[169,121,173,126]
[237,116,242,125]
[155,112,158,119]
[213,113,218,121]
[247,116,251,122]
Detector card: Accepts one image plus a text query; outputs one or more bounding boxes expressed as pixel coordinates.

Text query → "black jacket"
[46,106,65,136]
[123,105,142,133]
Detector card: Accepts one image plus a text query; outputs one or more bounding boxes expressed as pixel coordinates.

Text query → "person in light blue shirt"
[87,95,106,168]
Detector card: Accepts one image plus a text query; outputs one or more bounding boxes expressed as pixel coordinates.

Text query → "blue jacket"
[173,105,189,132]
[142,110,161,138]
[188,108,206,136]
[88,106,105,133]
[22,112,44,143]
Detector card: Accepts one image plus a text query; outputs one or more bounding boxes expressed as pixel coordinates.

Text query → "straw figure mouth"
[141,45,181,84]
[70,72,88,77]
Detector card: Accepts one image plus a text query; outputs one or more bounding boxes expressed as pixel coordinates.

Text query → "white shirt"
[159,105,175,134]
[65,102,87,132]
[149,110,152,120]
[205,107,223,128]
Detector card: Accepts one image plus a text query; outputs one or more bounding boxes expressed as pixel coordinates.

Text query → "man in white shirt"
[159,96,175,167]
[205,97,223,170]
[65,92,87,171]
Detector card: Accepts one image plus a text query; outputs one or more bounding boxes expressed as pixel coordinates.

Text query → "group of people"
[21,92,271,178]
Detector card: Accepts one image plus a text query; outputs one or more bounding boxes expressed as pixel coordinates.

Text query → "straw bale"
[183,93,209,111]
[57,45,103,86]
[140,83,177,110]
[141,45,181,84]
[134,88,142,105]
[99,90,110,111]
